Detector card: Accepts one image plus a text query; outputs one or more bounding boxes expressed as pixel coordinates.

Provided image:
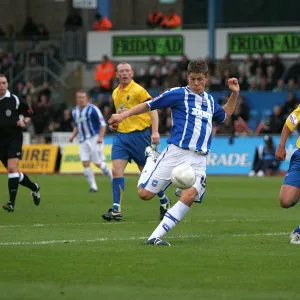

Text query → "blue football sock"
[112,177,125,212]
[157,190,169,206]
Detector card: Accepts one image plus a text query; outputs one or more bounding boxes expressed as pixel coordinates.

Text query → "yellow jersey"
[112,80,152,133]
[286,104,300,148]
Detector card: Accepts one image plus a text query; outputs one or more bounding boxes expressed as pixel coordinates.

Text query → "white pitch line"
[0,218,283,229]
[0,232,290,247]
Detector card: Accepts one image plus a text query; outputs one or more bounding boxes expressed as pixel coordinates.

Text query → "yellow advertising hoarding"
[0,145,58,174]
[60,144,140,174]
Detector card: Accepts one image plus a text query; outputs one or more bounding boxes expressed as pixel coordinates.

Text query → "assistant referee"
[0,74,41,212]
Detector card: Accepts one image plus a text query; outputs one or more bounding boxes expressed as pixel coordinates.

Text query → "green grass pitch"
[0,174,300,300]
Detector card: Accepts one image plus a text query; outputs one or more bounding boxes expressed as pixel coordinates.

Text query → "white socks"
[100,162,113,180]
[148,201,190,240]
[138,157,156,187]
[84,167,98,190]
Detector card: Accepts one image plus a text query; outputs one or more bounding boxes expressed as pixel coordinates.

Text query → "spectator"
[272,78,287,92]
[32,94,53,143]
[7,52,15,66]
[92,13,112,31]
[210,69,223,91]
[238,71,249,91]
[215,117,235,136]
[251,54,267,76]
[257,105,284,134]
[22,17,39,37]
[260,76,273,91]
[94,55,115,92]
[238,54,255,78]
[22,81,36,98]
[287,78,298,91]
[160,9,182,30]
[285,56,300,84]
[248,136,280,177]
[270,54,285,82]
[233,95,249,122]
[15,82,25,99]
[177,55,190,72]
[64,11,83,31]
[205,56,215,75]
[147,7,163,29]
[280,92,298,119]
[58,109,74,132]
[219,54,236,75]
[266,65,276,87]
[0,57,11,74]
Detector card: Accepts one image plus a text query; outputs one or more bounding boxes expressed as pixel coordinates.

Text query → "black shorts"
[0,134,23,167]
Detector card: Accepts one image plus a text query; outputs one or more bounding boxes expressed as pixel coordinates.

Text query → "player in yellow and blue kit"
[275,104,300,244]
[102,62,170,221]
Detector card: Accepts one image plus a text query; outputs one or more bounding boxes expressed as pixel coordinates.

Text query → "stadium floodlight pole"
[97,0,111,19]
[208,0,216,61]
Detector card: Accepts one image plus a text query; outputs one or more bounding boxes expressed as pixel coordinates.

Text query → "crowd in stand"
[90,54,300,137]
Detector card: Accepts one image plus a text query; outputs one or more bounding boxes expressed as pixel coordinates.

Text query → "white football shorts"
[140,144,206,197]
[79,134,105,164]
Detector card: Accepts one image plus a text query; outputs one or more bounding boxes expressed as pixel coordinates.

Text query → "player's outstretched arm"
[222,78,240,119]
[276,124,291,161]
[109,102,149,126]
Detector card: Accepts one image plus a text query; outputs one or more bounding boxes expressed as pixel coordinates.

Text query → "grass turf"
[0,174,299,300]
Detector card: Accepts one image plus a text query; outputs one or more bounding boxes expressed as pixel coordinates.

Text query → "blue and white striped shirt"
[147,86,226,154]
[72,103,106,142]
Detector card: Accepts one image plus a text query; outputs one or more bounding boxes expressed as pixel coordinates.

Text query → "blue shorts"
[283,149,300,188]
[112,128,151,167]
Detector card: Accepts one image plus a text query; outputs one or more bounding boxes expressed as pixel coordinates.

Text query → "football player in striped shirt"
[109,60,240,246]
[69,90,112,192]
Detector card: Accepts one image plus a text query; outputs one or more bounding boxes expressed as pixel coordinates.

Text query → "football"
[171,164,196,190]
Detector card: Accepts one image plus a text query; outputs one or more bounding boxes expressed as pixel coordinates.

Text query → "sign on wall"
[73,0,96,9]
[0,145,59,174]
[228,32,300,54]
[112,35,184,56]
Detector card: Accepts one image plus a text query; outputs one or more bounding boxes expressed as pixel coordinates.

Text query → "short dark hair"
[187,60,208,75]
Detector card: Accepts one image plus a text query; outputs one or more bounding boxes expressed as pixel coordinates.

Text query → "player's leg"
[143,145,170,219]
[18,171,41,206]
[102,159,127,221]
[2,158,20,212]
[131,129,170,219]
[146,152,206,246]
[92,140,112,180]
[80,140,98,192]
[278,149,300,244]
[102,133,129,221]
[2,136,25,212]
[83,161,98,192]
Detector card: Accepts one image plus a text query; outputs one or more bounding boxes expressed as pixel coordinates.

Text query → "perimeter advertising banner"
[228,32,300,54]
[112,35,184,56]
[60,144,140,174]
[59,136,297,175]
[0,144,58,174]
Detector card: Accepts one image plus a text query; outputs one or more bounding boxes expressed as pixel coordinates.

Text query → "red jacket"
[93,17,112,31]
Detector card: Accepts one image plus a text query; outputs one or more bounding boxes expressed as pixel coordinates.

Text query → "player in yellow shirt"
[276,104,300,244]
[102,62,170,221]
